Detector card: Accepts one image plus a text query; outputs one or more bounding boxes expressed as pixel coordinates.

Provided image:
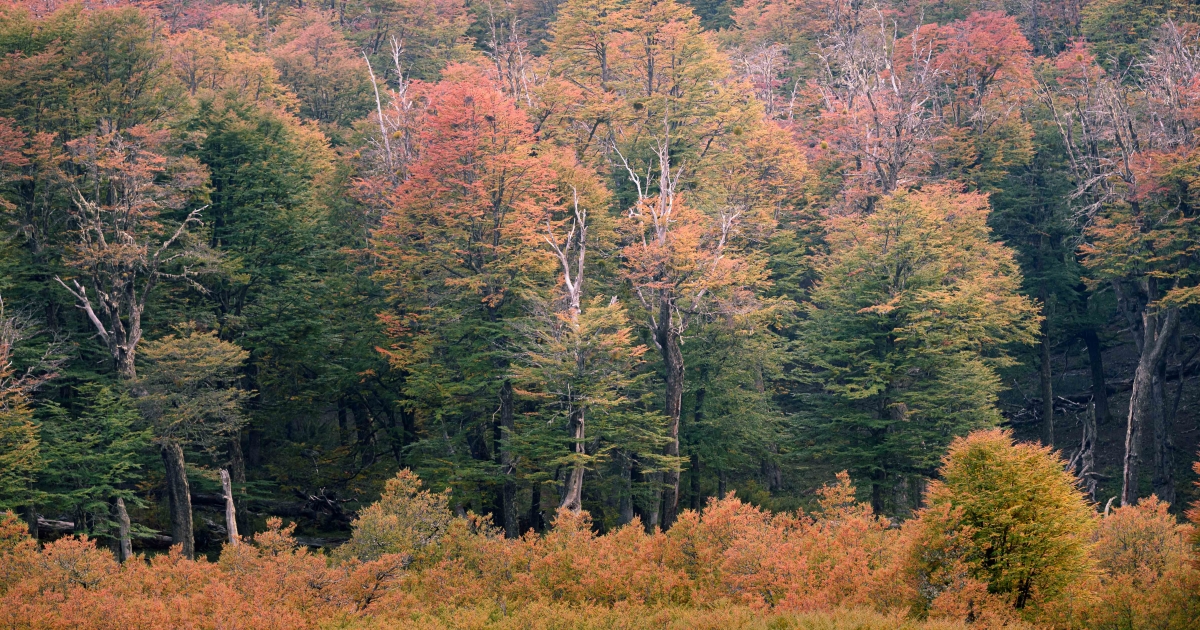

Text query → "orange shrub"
[1042,498,1200,630]
[2,453,1198,629]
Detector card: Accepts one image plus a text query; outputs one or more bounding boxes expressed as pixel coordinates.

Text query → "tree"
[509,153,672,522]
[796,186,1040,514]
[35,385,150,541]
[725,0,835,120]
[373,64,559,527]
[911,429,1096,613]
[1045,27,1200,505]
[547,0,791,528]
[137,325,249,559]
[269,9,373,134]
[54,127,210,380]
[1081,0,1199,76]
[336,469,453,563]
[340,0,471,83]
[514,296,659,515]
[0,295,63,519]
[807,7,944,212]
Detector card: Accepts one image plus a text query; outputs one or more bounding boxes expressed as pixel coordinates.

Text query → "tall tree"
[55,127,210,380]
[795,186,1040,514]
[0,294,63,520]
[137,326,249,558]
[35,385,150,541]
[1045,28,1200,506]
[548,0,793,528]
[373,65,558,526]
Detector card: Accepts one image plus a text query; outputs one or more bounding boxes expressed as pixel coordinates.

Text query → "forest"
[0,0,1199,627]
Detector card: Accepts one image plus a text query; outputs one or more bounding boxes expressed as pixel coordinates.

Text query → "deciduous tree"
[137,325,249,558]
[796,186,1040,514]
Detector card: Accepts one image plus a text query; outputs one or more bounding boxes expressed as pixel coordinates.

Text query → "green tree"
[35,385,150,538]
[137,326,249,559]
[336,468,453,563]
[548,0,797,527]
[911,429,1096,612]
[0,295,63,523]
[795,187,1040,514]
[372,65,559,526]
[1081,0,1200,75]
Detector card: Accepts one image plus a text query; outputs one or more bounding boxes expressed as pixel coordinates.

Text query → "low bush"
[2,434,1198,629]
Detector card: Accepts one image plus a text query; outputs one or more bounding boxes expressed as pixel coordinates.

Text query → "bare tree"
[1043,26,1200,506]
[0,293,67,536]
[54,129,210,380]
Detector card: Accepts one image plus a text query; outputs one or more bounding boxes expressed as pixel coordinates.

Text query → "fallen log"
[36,517,74,536]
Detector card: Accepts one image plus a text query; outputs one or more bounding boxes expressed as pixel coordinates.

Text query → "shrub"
[909,429,1096,616]
[336,469,454,563]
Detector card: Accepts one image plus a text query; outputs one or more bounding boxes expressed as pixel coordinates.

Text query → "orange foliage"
[0,475,914,627]
[2,462,1199,628]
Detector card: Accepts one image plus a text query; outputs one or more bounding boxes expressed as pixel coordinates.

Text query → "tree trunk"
[689,387,705,512]
[1122,308,1178,506]
[1069,404,1098,501]
[113,498,132,562]
[689,452,702,512]
[560,408,586,512]
[529,480,544,533]
[618,457,634,526]
[160,440,194,558]
[220,469,239,546]
[1151,363,1175,505]
[352,400,376,467]
[115,343,137,381]
[229,434,246,485]
[337,398,350,446]
[1040,324,1054,446]
[1082,329,1111,425]
[499,380,518,537]
[870,470,885,515]
[22,505,37,540]
[645,477,661,532]
[717,470,728,500]
[655,300,684,529]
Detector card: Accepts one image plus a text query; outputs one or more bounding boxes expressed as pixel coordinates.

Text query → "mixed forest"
[1,0,1200,627]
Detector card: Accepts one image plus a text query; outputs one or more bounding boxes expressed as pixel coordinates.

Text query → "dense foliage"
[2,440,1199,628]
[0,0,1199,626]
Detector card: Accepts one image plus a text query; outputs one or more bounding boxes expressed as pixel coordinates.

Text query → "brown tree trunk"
[560,408,586,512]
[655,300,683,529]
[229,434,246,486]
[870,470,885,515]
[529,480,544,533]
[498,380,518,538]
[160,440,194,558]
[1068,404,1098,501]
[644,475,662,532]
[113,497,132,562]
[1040,324,1054,446]
[1082,329,1111,425]
[689,452,702,512]
[22,505,37,540]
[1122,308,1178,506]
[116,354,136,381]
[352,400,376,466]
[337,398,350,446]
